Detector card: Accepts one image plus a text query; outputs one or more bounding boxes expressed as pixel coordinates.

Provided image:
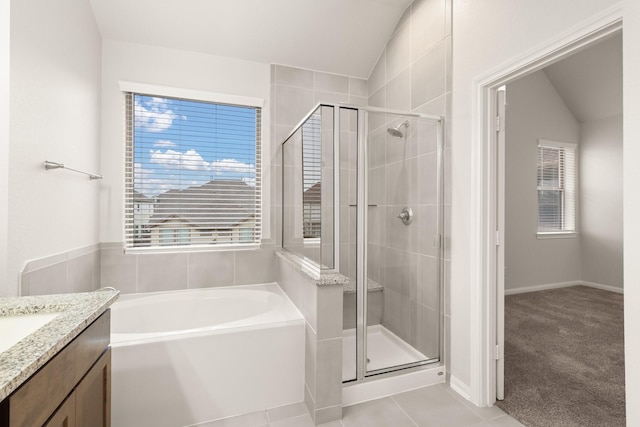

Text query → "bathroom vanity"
[0,290,118,427]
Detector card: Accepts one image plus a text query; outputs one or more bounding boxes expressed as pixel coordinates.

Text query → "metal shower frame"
[282,102,445,382]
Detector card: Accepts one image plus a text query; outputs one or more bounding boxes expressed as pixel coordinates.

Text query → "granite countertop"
[0,289,119,401]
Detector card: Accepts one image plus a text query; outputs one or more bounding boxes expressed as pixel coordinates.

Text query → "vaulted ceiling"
[543,33,622,123]
[89,0,413,79]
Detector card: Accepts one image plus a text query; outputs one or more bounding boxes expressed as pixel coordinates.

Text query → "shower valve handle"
[397,207,413,225]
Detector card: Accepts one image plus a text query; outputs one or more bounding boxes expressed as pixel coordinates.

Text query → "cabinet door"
[44,394,75,427]
[75,348,111,427]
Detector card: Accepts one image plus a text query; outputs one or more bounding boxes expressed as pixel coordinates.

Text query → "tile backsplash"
[20,241,277,296]
[20,244,101,296]
[100,241,277,294]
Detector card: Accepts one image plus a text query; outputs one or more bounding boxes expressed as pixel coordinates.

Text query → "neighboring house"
[147,180,257,246]
[303,181,321,239]
[132,190,155,246]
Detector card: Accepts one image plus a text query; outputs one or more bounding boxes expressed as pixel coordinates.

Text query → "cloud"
[150,150,255,175]
[150,149,210,171]
[210,158,255,175]
[134,163,176,197]
[141,150,258,194]
[154,140,177,148]
[135,97,178,133]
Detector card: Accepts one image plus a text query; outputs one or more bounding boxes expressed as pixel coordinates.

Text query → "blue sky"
[133,95,257,197]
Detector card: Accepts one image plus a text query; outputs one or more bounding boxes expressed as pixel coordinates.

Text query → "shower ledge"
[276,249,349,287]
[343,278,384,294]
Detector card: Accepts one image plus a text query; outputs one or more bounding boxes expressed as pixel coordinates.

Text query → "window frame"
[536,139,578,238]
[120,81,264,253]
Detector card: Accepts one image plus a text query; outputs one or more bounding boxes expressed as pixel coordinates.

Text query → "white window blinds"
[124,92,262,251]
[302,112,322,239]
[537,140,576,233]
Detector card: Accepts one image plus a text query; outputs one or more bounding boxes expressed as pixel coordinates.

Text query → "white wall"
[0,0,9,296]
[623,1,640,420]
[4,0,102,297]
[504,70,581,291]
[580,114,623,289]
[451,0,621,403]
[99,40,271,243]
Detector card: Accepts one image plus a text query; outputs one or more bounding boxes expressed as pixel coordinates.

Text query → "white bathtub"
[110,283,305,427]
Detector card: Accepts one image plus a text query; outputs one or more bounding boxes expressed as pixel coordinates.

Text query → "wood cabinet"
[43,394,75,427]
[0,310,111,427]
[75,348,111,427]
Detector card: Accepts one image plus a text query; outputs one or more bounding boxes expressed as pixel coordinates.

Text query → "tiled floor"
[196,383,524,427]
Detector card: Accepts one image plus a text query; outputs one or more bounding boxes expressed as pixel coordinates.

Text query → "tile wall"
[20,242,278,296]
[271,64,368,251]
[100,242,277,294]
[272,66,367,425]
[20,244,101,295]
[366,0,452,368]
[276,255,343,424]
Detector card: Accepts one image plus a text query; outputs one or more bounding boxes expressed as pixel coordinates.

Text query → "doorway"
[495,34,624,424]
[473,15,623,411]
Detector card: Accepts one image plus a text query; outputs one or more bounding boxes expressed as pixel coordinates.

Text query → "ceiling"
[89,0,413,79]
[543,33,622,123]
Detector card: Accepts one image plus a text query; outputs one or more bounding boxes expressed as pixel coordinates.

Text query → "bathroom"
[1,0,639,426]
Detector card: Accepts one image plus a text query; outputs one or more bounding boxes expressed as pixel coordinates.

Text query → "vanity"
[0,290,118,426]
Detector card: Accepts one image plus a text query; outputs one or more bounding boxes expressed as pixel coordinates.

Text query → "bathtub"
[110,283,305,427]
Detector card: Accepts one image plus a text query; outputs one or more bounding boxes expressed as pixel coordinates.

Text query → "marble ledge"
[276,249,385,294]
[0,289,119,401]
[276,249,349,287]
[343,278,384,294]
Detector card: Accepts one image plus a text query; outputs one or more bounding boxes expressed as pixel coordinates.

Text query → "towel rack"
[43,160,103,180]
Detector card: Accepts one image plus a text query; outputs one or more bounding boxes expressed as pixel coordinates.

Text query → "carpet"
[496,285,625,427]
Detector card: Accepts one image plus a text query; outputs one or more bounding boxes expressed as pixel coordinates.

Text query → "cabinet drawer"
[9,311,110,427]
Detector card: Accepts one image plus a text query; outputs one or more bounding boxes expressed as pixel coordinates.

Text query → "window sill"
[124,242,261,255]
[536,232,577,240]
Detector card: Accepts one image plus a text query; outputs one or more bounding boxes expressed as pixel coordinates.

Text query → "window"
[302,112,322,239]
[159,228,190,246]
[537,140,576,235]
[124,87,262,251]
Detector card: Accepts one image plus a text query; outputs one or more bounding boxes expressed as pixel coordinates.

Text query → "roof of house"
[148,180,256,230]
[304,181,321,204]
[133,190,154,204]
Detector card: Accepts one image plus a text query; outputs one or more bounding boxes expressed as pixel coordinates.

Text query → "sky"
[133,95,258,197]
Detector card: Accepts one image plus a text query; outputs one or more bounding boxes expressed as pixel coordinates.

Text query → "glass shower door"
[340,107,359,382]
[362,112,442,376]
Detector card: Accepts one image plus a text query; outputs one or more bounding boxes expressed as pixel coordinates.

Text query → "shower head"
[387,120,409,138]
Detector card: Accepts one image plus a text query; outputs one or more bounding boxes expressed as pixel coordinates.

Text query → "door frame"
[469,7,622,406]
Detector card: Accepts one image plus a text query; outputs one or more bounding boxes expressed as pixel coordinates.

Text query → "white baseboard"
[505,280,623,295]
[581,281,624,294]
[505,281,581,295]
[448,375,471,402]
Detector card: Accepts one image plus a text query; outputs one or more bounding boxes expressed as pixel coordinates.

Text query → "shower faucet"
[397,207,413,225]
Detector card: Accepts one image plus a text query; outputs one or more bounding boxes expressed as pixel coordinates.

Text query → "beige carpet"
[496,285,625,427]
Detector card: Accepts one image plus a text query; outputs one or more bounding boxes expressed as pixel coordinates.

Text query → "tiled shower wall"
[271,65,368,425]
[367,0,452,368]
[270,64,368,248]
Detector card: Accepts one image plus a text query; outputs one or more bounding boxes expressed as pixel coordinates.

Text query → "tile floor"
[195,383,524,427]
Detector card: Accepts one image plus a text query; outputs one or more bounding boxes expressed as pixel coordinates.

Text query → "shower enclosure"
[282,103,443,382]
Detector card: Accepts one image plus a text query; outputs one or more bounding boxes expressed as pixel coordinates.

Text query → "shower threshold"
[342,325,429,382]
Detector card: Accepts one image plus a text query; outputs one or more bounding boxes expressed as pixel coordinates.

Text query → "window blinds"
[537,141,576,233]
[302,112,322,239]
[124,92,262,250]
